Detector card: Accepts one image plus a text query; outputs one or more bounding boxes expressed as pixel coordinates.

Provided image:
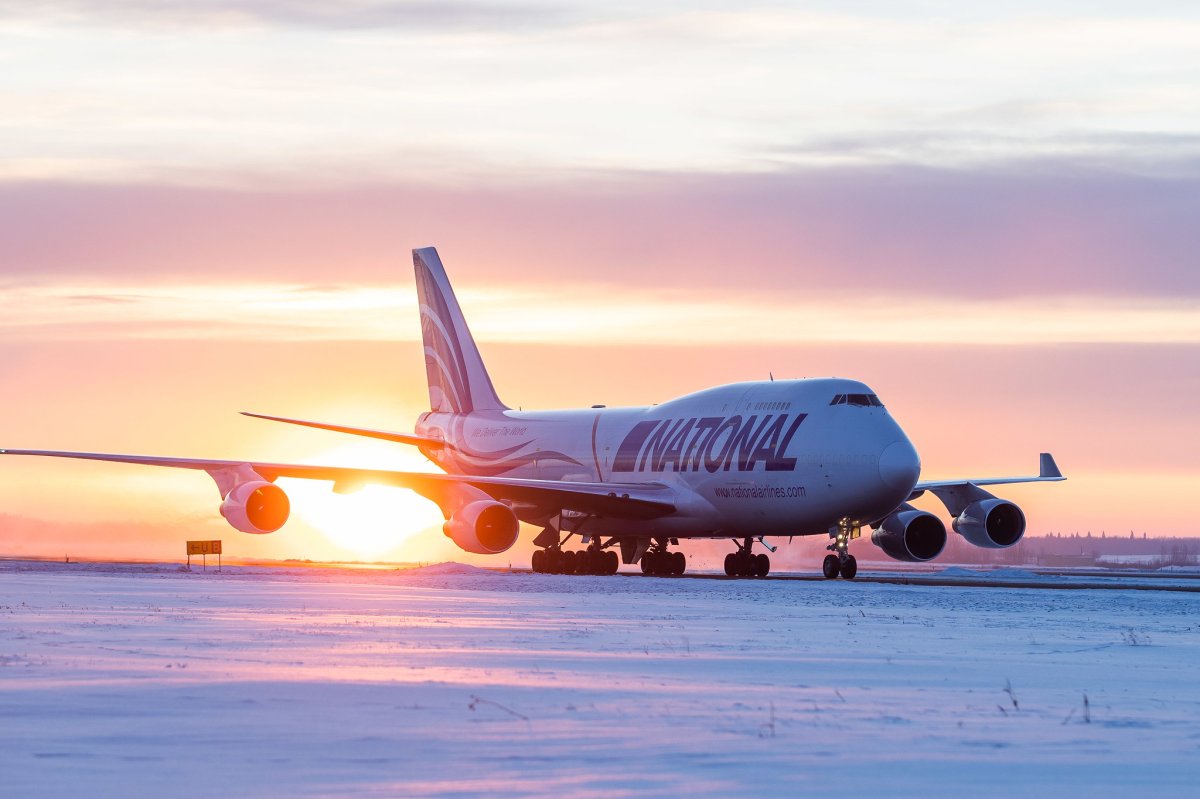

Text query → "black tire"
[841,555,858,580]
[755,553,770,578]
[545,549,562,574]
[531,549,545,573]
[724,553,737,577]
[562,550,577,575]
[822,554,841,579]
[606,550,619,575]
[672,551,686,576]
[640,553,652,575]
[737,554,753,577]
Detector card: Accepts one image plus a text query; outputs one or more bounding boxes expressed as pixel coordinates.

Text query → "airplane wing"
[240,412,448,450]
[0,448,675,520]
[910,452,1064,500]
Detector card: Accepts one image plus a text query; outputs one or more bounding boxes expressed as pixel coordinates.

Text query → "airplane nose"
[878,440,920,492]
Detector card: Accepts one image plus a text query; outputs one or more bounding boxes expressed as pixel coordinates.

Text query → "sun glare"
[280,441,444,560]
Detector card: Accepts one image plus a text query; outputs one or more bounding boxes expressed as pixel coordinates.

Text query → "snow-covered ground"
[1,561,1197,798]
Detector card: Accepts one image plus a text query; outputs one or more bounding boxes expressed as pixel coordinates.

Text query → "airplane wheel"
[754,553,770,578]
[822,554,841,579]
[841,555,858,580]
[606,550,619,575]
[724,553,737,576]
[531,549,545,573]
[545,549,562,574]
[640,554,653,575]
[672,551,686,576]
[563,550,578,575]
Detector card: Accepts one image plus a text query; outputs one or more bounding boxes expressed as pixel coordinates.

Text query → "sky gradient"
[1,2,1197,564]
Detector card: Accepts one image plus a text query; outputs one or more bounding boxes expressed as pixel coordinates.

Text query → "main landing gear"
[532,544,619,575]
[822,519,859,580]
[724,537,771,578]
[531,520,620,576]
[641,542,686,576]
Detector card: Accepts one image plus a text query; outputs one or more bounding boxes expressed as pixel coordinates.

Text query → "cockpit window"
[830,393,883,407]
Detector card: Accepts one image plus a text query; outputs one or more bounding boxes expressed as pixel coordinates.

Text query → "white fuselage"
[417,377,921,539]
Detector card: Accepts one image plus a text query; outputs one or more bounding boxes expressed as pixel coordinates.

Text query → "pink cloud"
[2,167,1196,302]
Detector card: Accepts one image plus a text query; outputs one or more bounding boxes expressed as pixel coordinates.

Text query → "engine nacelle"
[953,498,1026,548]
[443,500,519,555]
[871,509,947,562]
[219,481,290,534]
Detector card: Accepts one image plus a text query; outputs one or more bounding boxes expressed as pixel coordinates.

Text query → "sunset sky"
[1,2,1197,564]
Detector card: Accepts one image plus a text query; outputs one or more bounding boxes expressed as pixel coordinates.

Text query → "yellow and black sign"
[187,540,222,555]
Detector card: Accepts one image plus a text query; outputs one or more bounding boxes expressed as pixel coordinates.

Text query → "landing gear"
[823,518,860,580]
[531,517,621,576]
[724,538,770,578]
[532,543,619,575]
[640,545,685,576]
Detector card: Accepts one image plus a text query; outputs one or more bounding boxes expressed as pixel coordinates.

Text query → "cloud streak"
[2,169,1196,301]
[0,1,564,32]
[2,281,1197,346]
[3,4,1200,178]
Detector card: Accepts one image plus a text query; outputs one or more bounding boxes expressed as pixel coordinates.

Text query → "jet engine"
[443,500,519,554]
[219,481,290,534]
[871,509,947,562]
[953,498,1025,548]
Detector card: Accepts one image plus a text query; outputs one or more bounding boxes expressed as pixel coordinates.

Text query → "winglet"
[1039,452,1062,479]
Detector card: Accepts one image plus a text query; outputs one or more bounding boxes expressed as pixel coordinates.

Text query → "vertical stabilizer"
[413,247,507,414]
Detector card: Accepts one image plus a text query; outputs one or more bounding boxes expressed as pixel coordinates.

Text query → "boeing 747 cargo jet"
[2,248,1064,578]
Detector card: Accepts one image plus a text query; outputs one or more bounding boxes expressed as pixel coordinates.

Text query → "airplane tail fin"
[412,247,508,414]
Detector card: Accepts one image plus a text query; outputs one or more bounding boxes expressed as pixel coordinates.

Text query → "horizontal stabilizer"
[240,412,446,449]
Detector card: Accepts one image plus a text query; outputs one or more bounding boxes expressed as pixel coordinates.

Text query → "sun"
[279,441,445,559]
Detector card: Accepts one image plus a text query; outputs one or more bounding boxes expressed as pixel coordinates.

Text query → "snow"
[408,561,495,576]
[1,560,1198,798]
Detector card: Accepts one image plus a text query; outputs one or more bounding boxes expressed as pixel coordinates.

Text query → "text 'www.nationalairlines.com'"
[713,485,807,499]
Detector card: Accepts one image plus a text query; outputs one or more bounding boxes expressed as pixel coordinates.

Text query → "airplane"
[1,247,1064,579]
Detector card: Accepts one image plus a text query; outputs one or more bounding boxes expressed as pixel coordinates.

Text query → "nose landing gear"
[823,519,859,579]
